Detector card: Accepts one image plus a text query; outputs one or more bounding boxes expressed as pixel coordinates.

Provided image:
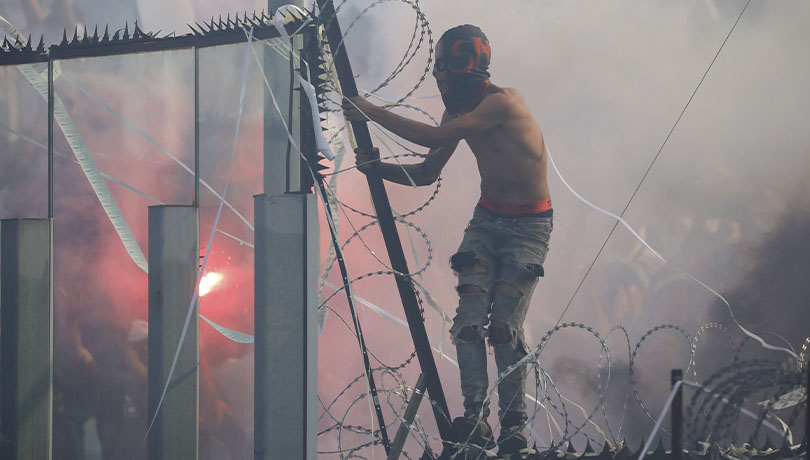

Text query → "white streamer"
[11,63,150,273]
[637,380,682,460]
[200,315,254,343]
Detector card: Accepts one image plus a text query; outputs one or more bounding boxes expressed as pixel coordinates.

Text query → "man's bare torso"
[459,85,549,204]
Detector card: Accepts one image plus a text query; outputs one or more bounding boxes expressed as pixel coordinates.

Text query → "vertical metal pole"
[147,206,199,460]
[287,35,302,193]
[259,7,317,458]
[254,193,318,460]
[263,21,294,195]
[671,369,683,460]
[1,218,53,460]
[194,48,200,206]
[47,59,54,219]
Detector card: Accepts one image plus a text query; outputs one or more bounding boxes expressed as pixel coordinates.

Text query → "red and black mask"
[435,25,491,115]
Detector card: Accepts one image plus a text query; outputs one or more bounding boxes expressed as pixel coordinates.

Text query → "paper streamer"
[636,380,683,460]
[17,64,150,274]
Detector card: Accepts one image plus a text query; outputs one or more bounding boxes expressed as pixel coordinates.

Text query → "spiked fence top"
[1,9,312,64]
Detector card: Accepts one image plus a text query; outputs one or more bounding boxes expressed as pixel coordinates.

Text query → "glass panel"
[51,49,193,460]
[0,62,48,219]
[196,37,285,457]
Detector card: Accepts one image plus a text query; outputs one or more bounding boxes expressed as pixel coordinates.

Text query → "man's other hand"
[342,96,376,122]
[354,147,378,175]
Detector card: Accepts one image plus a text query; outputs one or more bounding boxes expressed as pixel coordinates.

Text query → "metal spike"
[61,29,69,46]
[225,13,231,29]
[124,22,129,39]
[92,25,98,42]
[134,20,142,38]
[102,25,109,42]
[583,440,595,454]
[70,26,79,44]
[82,25,90,43]
[218,15,223,29]
[566,441,576,453]
[2,36,10,50]
[36,35,45,52]
[187,23,200,35]
[112,29,121,41]
[600,441,611,454]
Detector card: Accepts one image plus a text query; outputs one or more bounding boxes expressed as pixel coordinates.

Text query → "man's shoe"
[451,416,495,448]
[496,427,528,458]
[439,416,496,459]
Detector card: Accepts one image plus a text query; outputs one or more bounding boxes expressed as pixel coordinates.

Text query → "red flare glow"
[199,272,223,297]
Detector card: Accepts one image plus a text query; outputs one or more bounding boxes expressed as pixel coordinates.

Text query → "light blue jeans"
[449,205,552,427]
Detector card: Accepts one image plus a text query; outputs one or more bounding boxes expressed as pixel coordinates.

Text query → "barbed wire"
[306,1,809,458]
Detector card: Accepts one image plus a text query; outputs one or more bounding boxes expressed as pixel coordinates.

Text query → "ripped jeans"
[449,205,552,427]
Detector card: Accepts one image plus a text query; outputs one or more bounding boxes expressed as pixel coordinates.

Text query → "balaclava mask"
[436,24,491,115]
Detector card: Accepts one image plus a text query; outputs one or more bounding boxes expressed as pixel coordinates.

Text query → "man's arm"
[343,92,515,148]
[357,111,459,186]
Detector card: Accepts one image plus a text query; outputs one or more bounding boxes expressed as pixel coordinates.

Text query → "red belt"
[478,196,552,215]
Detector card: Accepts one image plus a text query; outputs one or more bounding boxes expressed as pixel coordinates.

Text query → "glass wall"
[0,62,48,219]
[51,49,194,460]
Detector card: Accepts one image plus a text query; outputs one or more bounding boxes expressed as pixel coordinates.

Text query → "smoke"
[717,185,810,352]
[3,0,810,457]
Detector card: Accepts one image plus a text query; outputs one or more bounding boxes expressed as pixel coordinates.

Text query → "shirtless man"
[343,24,552,457]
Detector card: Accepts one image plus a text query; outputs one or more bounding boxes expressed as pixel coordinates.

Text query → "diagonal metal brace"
[388,374,428,460]
[315,0,453,444]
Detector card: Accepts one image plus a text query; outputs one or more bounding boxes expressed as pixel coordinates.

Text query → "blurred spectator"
[87,315,148,460]
[589,261,647,333]
[53,288,98,460]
